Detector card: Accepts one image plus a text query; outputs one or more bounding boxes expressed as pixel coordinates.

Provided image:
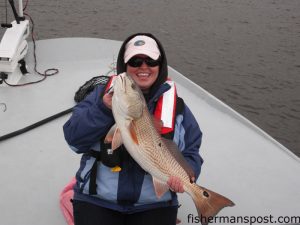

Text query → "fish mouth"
[120,73,132,94]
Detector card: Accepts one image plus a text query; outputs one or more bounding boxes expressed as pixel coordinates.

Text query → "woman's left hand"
[167,176,184,193]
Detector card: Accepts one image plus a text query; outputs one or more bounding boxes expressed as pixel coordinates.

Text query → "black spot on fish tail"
[203,190,209,198]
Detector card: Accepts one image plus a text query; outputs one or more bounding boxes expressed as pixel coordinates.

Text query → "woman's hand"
[103,92,113,109]
[167,176,184,193]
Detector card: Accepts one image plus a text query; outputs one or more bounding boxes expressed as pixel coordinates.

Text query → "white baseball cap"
[124,35,161,63]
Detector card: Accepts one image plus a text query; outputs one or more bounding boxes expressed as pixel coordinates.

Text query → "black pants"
[73,200,178,225]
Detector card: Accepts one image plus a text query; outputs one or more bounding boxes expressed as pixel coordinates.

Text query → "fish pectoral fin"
[105,124,123,151]
[104,124,117,144]
[111,127,123,151]
[152,177,169,199]
[129,121,139,145]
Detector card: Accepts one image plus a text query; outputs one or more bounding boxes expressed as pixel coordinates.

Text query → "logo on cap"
[134,40,145,46]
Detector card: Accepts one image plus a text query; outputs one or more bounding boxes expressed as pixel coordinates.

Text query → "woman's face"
[126,54,160,93]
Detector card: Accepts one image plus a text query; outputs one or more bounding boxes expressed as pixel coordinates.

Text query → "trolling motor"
[0,0,30,86]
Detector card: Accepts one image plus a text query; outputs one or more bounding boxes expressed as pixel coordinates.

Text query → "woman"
[63,33,203,225]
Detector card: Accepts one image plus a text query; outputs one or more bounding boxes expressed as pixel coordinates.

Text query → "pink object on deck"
[59,177,76,225]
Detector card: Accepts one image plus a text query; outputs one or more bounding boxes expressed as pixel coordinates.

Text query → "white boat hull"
[0,38,299,225]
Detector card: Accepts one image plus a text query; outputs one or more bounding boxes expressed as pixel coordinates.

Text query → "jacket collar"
[147,82,171,106]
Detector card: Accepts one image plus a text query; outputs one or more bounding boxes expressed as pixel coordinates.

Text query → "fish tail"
[188,184,235,225]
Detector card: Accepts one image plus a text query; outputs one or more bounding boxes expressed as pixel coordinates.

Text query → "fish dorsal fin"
[111,127,123,151]
[162,138,195,182]
[129,120,139,144]
[152,176,169,199]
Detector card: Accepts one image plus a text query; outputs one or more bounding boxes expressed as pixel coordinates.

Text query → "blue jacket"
[63,81,203,213]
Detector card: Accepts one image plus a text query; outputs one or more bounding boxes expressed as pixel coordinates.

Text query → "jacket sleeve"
[180,104,203,180]
[63,85,115,153]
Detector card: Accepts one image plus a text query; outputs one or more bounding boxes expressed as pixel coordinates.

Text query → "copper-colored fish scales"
[132,108,190,184]
[111,73,234,225]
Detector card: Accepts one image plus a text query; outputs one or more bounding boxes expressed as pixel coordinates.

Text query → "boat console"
[0,0,29,86]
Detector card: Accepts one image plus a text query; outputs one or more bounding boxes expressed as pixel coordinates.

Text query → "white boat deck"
[0,38,299,225]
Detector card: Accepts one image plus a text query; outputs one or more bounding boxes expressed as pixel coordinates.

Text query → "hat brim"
[124,50,160,63]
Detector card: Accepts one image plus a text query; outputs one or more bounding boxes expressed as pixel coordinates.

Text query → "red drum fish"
[109,73,234,225]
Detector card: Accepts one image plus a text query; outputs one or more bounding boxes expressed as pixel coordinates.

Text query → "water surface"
[1,0,299,156]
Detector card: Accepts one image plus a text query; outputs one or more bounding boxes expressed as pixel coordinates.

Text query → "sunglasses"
[127,56,161,67]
